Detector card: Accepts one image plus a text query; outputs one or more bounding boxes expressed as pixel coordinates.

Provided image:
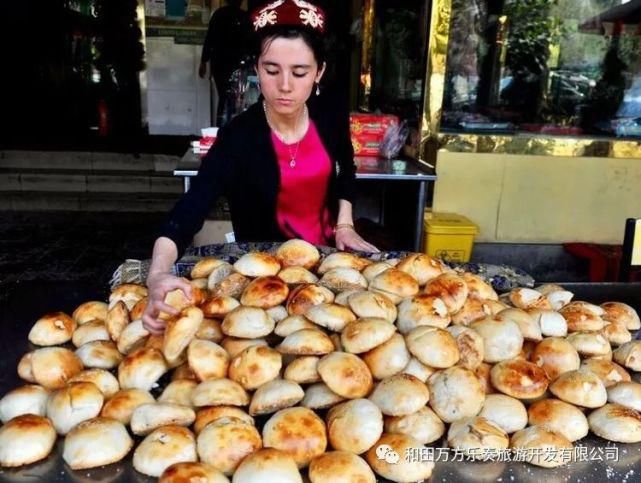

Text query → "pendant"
[289,159,296,168]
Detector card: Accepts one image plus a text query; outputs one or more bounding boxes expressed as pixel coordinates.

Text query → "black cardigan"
[158,92,357,258]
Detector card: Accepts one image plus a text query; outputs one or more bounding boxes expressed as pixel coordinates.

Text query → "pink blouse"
[271,120,334,245]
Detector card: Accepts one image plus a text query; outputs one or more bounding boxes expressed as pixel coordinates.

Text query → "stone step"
[0,191,181,212]
[0,151,180,173]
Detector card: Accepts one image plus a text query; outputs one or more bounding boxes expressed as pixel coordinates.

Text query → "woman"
[143,0,377,334]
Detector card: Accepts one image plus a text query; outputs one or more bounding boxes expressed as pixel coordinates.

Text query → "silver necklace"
[263,101,307,168]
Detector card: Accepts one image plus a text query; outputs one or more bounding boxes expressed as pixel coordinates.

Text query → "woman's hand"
[335,225,380,253]
[142,272,193,335]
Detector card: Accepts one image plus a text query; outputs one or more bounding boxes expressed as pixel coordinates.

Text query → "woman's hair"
[253,25,326,68]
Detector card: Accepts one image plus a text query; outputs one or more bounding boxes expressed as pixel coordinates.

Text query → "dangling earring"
[315,82,320,96]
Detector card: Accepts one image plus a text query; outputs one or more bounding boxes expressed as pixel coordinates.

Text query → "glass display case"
[438,0,641,140]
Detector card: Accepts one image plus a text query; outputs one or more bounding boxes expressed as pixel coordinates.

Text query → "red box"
[350,113,399,156]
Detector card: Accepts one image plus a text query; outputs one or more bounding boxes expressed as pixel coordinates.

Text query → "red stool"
[564,243,622,282]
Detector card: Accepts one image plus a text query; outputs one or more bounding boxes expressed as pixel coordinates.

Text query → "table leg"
[414,181,427,252]
[184,177,191,193]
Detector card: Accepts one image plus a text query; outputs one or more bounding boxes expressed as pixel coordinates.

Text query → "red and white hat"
[251,0,326,33]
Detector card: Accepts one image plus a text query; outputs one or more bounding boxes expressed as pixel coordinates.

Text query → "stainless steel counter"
[174,151,437,251]
[1,281,641,482]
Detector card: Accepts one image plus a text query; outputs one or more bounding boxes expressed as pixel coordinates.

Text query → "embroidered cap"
[252,0,326,33]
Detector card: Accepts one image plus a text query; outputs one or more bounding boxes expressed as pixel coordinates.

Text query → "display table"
[174,150,437,251]
[1,280,641,482]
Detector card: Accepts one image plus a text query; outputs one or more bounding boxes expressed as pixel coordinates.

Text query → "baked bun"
[528,309,568,337]
[233,252,281,277]
[100,388,155,425]
[133,426,197,477]
[406,326,459,369]
[362,333,411,380]
[196,319,224,343]
[284,356,321,384]
[470,317,523,363]
[607,381,641,411]
[17,351,35,383]
[276,239,320,269]
[249,379,305,416]
[397,295,450,333]
[262,407,327,468]
[232,448,301,483]
[210,270,247,299]
[130,402,195,436]
[286,284,335,315]
[229,345,282,390]
[423,273,469,314]
[528,398,589,442]
[278,329,334,356]
[428,366,485,422]
[384,406,445,444]
[31,346,84,389]
[118,347,168,391]
[541,288,574,311]
[222,306,275,339]
[278,266,319,285]
[478,394,527,434]
[187,339,230,382]
[369,268,419,304]
[301,383,346,409]
[116,319,150,355]
[173,362,198,382]
[268,305,290,322]
[130,297,148,320]
[580,358,631,388]
[46,381,104,434]
[73,301,108,324]
[601,301,641,330]
[462,272,499,301]
[368,374,429,416]
[0,384,49,423]
[347,290,397,323]
[559,303,605,332]
[109,283,148,310]
[549,369,607,408]
[396,253,449,286]
[0,414,56,467]
[319,267,368,293]
[191,378,249,407]
[402,357,436,383]
[221,337,268,358]
[28,312,76,346]
[201,296,240,319]
[447,417,509,458]
[508,288,551,310]
[309,451,376,483]
[194,406,254,435]
[341,318,396,354]
[602,320,632,346]
[530,337,580,381]
[62,417,133,469]
[160,285,205,321]
[163,306,203,365]
[241,276,289,308]
[613,341,641,371]
[275,316,318,338]
[76,340,123,369]
[490,358,549,400]
[326,399,383,454]
[362,262,394,283]
[589,403,641,443]
[317,252,371,274]
[317,352,373,399]
[510,426,573,468]
[190,257,225,279]
[446,326,484,370]
[365,433,434,482]
[305,303,356,332]
[496,308,542,341]
[71,319,110,348]
[68,368,120,398]
[566,331,611,358]
[451,298,493,326]
[160,462,230,483]
[106,301,130,342]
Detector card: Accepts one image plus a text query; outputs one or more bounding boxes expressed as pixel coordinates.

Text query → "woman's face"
[257,36,325,117]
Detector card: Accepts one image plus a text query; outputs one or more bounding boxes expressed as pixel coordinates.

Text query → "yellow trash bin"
[423,212,479,263]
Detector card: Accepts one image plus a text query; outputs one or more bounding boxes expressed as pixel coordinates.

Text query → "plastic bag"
[379,120,410,159]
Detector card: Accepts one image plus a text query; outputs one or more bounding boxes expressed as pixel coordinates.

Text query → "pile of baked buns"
[1,238,640,482]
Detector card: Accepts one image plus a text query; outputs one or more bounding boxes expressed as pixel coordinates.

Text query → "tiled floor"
[0,211,166,296]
